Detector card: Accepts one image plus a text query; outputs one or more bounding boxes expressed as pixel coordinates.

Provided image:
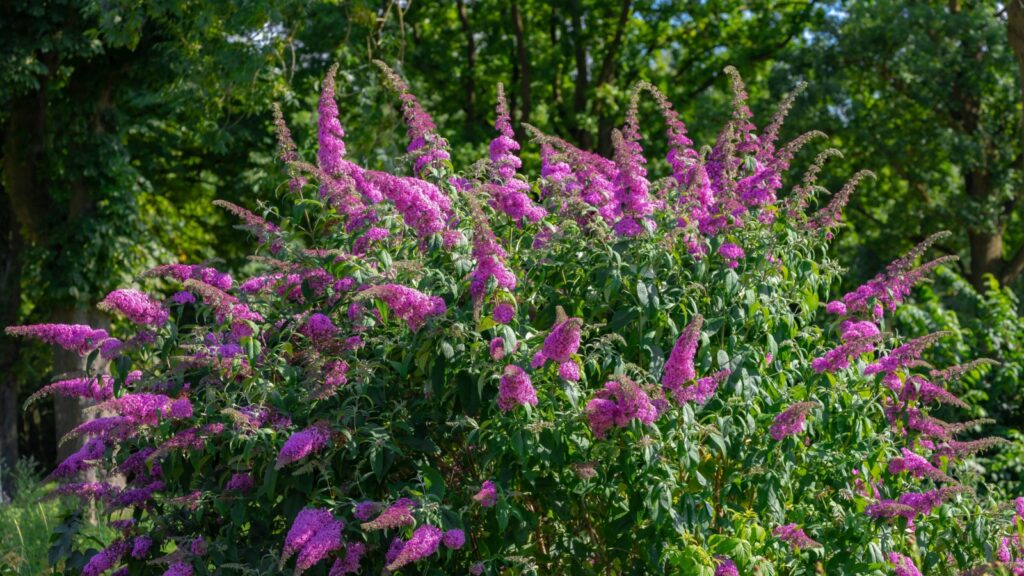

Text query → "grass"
[0,459,115,576]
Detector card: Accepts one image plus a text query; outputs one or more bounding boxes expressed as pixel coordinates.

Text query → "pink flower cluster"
[866,486,969,521]
[662,315,702,396]
[773,523,821,550]
[385,525,442,571]
[300,313,338,342]
[888,552,922,576]
[538,315,583,366]
[375,61,450,176]
[366,171,451,238]
[144,263,233,291]
[51,438,106,479]
[226,472,255,493]
[473,480,498,507]
[608,96,655,237]
[26,375,114,405]
[281,508,344,575]
[769,402,816,441]
[360,498,417,530]
[276,425,331,469]
[714,557,739,576]
[825,232,955,317]
[470,215,517,300]
[317,65,348,176]
[488,84,545,223]
[888,448,954,483]
[718,242,745,268]
[497,365,537,412]
[98,288,169,326]
[365,283,446,331]
[82,540,129,576]
[586,379,658,439]
[6,323,110,355]
[329,542,366,575]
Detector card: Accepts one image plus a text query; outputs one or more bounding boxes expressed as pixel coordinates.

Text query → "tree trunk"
[455,0,477,130]
[568,0,591,149]
[3,83,54,244]
[1002,0,1024,286]
[0,191,21,483]
[511,1,531,125]
[965,170,1004,289]
[593,0,633,155]
[1,69,54,479]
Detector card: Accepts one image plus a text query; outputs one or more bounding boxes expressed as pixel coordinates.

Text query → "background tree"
[773,0,1024,290]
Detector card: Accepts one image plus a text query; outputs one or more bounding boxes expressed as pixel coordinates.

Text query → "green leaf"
[637,282,649,306]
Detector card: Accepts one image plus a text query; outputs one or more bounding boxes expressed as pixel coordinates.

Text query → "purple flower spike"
[497,365,537,412]
[99,289,169,326]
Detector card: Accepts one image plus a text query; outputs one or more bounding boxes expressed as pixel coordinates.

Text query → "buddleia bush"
[8,64,1024,576]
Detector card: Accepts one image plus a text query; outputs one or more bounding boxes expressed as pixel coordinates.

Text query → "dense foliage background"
[1,0,1024,574]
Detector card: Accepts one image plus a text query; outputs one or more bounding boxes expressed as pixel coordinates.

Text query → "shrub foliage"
[7,64,1023,576]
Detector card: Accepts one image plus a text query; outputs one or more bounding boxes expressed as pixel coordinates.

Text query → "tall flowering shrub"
[10,65,1023,575]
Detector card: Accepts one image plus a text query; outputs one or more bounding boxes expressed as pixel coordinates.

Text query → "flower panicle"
[805,170,875,230]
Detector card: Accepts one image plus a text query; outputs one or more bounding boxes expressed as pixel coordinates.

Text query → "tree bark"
[1,62,54,478]
[0,190,21,481]
[964,171,1004,288]
[593,0,632,155]
[455,0,477,130]
[1003,0,1024,286]
[511,1,531,125]
[568,0,591,149]
[2,73,56,243]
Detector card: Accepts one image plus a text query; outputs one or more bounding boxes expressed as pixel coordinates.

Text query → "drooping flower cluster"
[888,448,954,483]
[276,425,331,469]
[769,402,816,441]
[537,312,583,366]
[385,525,442,571]
[825,232,957,317]
[469,205,517,301]
[888,552,923,576]
[82,540,129,576]
[361,283,446,331]
[360,498,417,530]
[586,378,658,439]
[366,171,452,239]
[98,289,169,326]
[5,323,110,355]
[497,365,537,412]
[773,524,822,550]
[25,374,115,405]
[281,508,345,574]
[329,542,366,575]
[143,263,234,291]
[811,319,881,374]
[662,314,703,395]
[473,481,497,508]
[866,485,970,521]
